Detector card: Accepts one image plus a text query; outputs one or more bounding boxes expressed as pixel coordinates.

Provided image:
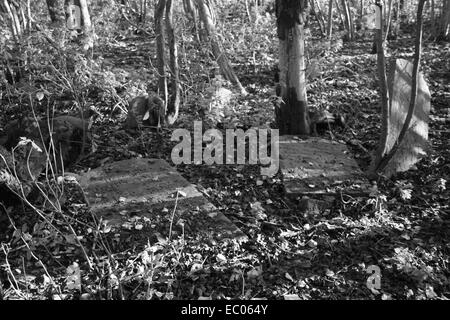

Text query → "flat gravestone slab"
[79,158,247,241]
[279,136,370,197]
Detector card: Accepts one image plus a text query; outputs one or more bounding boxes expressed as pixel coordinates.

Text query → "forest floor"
[0,18,449,300]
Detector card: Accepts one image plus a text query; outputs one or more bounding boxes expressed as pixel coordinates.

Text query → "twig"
[168,191,179,242]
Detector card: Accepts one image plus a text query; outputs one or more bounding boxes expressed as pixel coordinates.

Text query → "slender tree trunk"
[327,0,333,38]
[310,0,325,36]
[26,0,31,31]
[384,0,393,41]
[1,0,29,41]
[155,0,168,106]
[373,0,390,167]
[334,0,345,31]
[245,0,252,23]
[340,0,353,40]
[359,0,363,21]
[183,0,199,41]
[154,0,180,124]
[315,0,327,29]
[165,0,180,124]
[196,0,247,94]
[79,0,94,51]
[1,0,19,41]
[430,0,435,37]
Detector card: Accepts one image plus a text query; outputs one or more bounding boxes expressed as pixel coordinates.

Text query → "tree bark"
[183,0,199,41]
[275,0,310,135]
[340,0,353,40]
[327,0,333,38]
[154,0,180,124]
[196,0,247,94]
[79,0,94,51]
[384,0,393,41]
[310,0,325,36]
[155,0,168,107]
[373,0,390,168]
[0,0,29,41]
[165,0,180,124]
[334,0,345,30]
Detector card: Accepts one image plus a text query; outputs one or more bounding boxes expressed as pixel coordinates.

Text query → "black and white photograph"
[0,0,449,304]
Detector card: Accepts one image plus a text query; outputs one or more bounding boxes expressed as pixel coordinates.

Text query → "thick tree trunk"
[275,0,310,135]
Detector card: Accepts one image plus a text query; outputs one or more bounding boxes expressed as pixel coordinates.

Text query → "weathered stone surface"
[380,58,431,177]
[279,136,370,197]
[79,158,247,241]
[298,197,333,215]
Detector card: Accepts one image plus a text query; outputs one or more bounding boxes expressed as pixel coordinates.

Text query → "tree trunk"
[154,0,180,124]
[340,0,353,40]
[275,0,310,135]
[196,0,247,94]
[327,0,333,38]
[384,0,393,41]
[138,0,147,23]
[373,0,390,168]
[245,0,252,23]
[165,0,180,124]
[0,0,28,41]
[310,0,325,36]
[359,0,363,21]
[155,0,168,107]
[183,0,199,41]
[79,0,94,51]
[437,0,450,40]
[334,0,345,30]
[315,0,327,33]
[430,0,435,37]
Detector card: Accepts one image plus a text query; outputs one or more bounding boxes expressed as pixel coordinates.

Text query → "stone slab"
[79,158,247,241]
[381,58,431,177]
[279,136,370,197]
